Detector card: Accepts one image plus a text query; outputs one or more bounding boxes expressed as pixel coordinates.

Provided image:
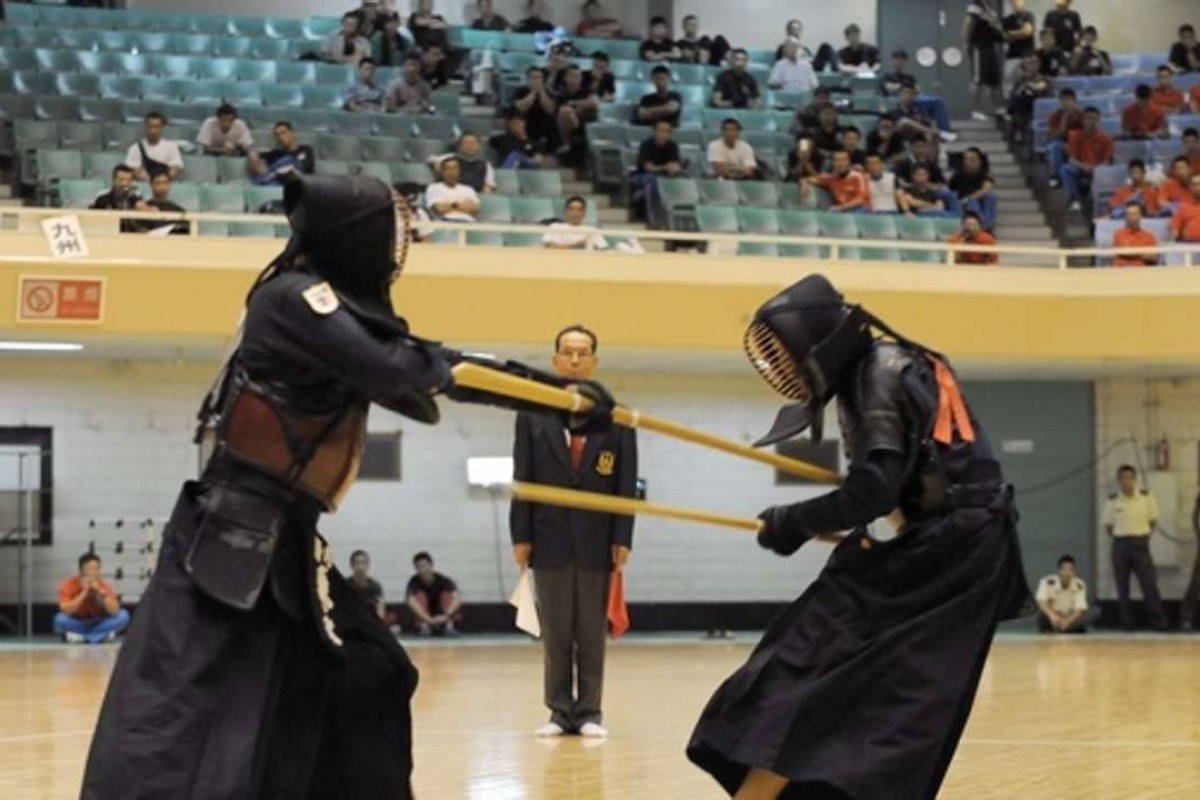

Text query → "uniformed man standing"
[1035,554,1092,633]
[1103,464,1167,630]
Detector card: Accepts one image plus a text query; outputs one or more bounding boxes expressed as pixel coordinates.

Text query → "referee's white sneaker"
[535,722,565,738]
[579,722,609,739]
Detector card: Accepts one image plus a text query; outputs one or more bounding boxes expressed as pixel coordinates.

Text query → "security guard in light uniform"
[1102,464,1167,630]
[80,174,612,800]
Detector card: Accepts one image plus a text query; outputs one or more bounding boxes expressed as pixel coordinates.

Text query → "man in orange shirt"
[1191,84,1200,114]
[948,211,999,264]
[1046,87,1085,188]
[1170,175,1200,242]
[1109,159,1162,218]
[1112,203,1159,266]
[1120,84,1169,140]
[1182,128,1200,175]
[1150,66,1186,114]
[1062,106,1114,211]
[1162,156,1194,209]
[809,149,871,212]
[54,553,129,644]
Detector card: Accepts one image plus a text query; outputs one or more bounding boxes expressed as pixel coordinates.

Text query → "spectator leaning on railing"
[947,211,998,264]
[543,196,608,250]
[1112,203,1159,267]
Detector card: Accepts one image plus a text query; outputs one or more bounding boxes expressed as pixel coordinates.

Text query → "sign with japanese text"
[17,276,106,324]
[40,215,90,259]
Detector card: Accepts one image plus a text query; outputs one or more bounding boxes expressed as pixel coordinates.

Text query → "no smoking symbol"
[25,285,55,313]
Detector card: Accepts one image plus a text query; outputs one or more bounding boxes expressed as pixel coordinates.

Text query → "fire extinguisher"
[1155,435,1171,471]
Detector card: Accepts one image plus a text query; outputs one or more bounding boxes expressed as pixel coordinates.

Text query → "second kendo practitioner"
[80,174,612,800]
[687,274,1033,800]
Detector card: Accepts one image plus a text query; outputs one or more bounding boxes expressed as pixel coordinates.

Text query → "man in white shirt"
[322,12,371,65]
[768,40,818,94]
[1036,554,1092,633]
[1103,464,1167,630]
[864,154,898,213]
[707,119,758,180]
[196,103,254,157]
[423,158,480,223]
[543,196,608,250]
[125,111,183,182]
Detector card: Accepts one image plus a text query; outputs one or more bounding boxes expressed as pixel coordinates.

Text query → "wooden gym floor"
[2,634,1199,799]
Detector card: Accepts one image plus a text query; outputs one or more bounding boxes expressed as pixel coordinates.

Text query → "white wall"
[0,357,838,608]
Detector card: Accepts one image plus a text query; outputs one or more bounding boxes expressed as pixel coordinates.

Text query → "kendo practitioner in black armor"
[687,274,1032,800]
[80,174,612,800]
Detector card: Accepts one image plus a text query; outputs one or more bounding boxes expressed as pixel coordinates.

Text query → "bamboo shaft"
[511,481,762,532]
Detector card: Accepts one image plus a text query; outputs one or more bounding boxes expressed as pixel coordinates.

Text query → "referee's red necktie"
[570,434,585,471]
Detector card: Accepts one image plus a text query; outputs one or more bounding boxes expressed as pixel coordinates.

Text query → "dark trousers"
[1181,550,1200,627]
[1112,536,1167,629]
[535,564,609,730]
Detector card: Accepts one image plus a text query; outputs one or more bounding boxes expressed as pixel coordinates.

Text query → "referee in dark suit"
[510,324,638,739]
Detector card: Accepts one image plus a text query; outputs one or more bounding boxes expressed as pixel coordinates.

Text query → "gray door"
[877,0,974,119]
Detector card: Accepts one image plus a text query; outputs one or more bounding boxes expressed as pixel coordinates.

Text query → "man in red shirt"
[1182,128,1200,176]
[1046,87,1084,188]
[1170,175,1200,242]
[948,211,999,264]
[1191,84,1200,114]
[1108,159,1163,218]
[55,553,129,644]
[1062,106,1114,211]
[809,150,871,212]
[1162,156,1194,209]
[1150,66,1187,114]
[1112,203,1159,266]
[1121,84,1169,140]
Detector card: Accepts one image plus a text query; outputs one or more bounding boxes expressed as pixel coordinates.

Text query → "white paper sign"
[40,215,90,259]
[509,569,541,637]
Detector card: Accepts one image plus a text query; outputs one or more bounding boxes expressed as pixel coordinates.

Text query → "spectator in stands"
[809,150,871,213]
[421,43,450,90]
[345,57,387,112]
[387,54,433,113]
[895,136,948,188]
[1002,0,1037,90]
[1169,24,1200,74]
[889,86,941,143]
[678,14,727,66]
[375,13,412,67]
[249,121,316,185]
[1162,156,1193,209]
[964,0,1005,121]
[515,0,554,34]
[843,127,866,167]
[196,104,253,157]
[435,133,495,194]
[897,164,949,217]
[836,24,880,75]
[587,52,616,101]
[866,116,907,166]
[768,39,819,94]
[1182,128,1200,174]
[323,12,372,65]
[707,118,758,180]
[864,154,898,213]
[1112,203,1160,266]
[881,51,957,141]
[631,120,683,228]
[556,65,598,157]
[1045,88,1083,188]
[543,196,607,250]
[577,0,622,38]
[1036,555,1093,633]
[408,0,449,50]
[1104,464,1167,631]
[1068,26,1111,76]
[1006,54,1051,140]
[1043,0,1082,53]
[636,65,682,127]
[544,45,570,93]
[774,20,837,72]
[1170,175,1200,243]
[513,67,559,153]
[640,16,682,62]
[787,137,820,185]
[472,0,509,31]
[128,172,187,234]
[712,49,762,110]
[1035,28,1070,78]
[1151,66,1187,114]
[948,211,998,264]
[808,106,847,168]
[1121,84,1169,140]
[55,554,129,645]
[125,111,182,182]
[1109,159,1163,219]
[425,157,480,222]
[348,549,386,619]
[406,552,462,636]
[351,1,387,39]
[91,165,148,234]
[793,87,835,132]
[949,147,998,230]
[491,112,544,168]
[1062,106,1114,211]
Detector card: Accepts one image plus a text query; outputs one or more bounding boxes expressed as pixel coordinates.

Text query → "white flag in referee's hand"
[509,569,540,638]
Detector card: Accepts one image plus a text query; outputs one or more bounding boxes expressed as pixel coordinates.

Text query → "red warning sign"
[17,276,106,323]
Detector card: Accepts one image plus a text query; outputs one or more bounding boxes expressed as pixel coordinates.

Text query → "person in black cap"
[687,274,1032,800]
[80,173,615,800]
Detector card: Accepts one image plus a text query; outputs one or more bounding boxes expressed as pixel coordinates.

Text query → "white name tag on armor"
[302,281,340,315]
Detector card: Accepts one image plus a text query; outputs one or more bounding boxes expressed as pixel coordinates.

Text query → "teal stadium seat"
[391,163,434,185]
[518,170,563,196]
[316,159,350,176]
[510,196,556,224]
[36,97,81,123]
[492,169,521,196]
[316,134,363,162]
[736,182,780,208]
[361,137,408,163]
[261,85,305,109]
[856,214,900,241]
[330,113,375,136]
[83,152,126,180]
[166,182,202,212]
[200,184,247,213]
[405,138,448,162]
[695,204,739,234]
[816,212,861,239]
[737,207,781,235]
[214,38,254,59]
[14,70,56,96]
[504,232,545,248]
[466,231,506,247]
[244,184,284,212]
[277,62,317,85]
[738,241,780,257]
[697,179,740,205]
[201,58,240,83]
[217,157,250,184]
[56,74,102,98]
[477,194,513,223]
[778,209,821,237]
[185,157,221,185]
[896,216,938,242]
[173,34,215,56]
[303,85,346,110]
[58,122,105,150]
[58,178,107,209]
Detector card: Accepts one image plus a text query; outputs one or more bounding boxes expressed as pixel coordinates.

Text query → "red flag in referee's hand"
[608,571,630,639]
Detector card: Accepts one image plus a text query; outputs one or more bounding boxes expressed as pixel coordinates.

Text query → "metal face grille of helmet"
[744,320,810,402]
[393,197,412,280]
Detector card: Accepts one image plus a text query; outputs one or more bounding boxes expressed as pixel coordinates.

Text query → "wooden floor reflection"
[2,635,1200,799]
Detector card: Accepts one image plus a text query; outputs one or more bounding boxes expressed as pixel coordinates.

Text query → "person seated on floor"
[406,552,462,636]
[55,554,130,645]
[1036,554,1094,633]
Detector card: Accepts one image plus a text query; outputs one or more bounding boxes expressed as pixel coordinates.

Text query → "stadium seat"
[1111,141,1147,165]
[35,149,85,187]
[56,73,103,99]
[16,120,62,153]
[267,19,306,40]
[477,194,513,223]
[59,122,105,151]
[34,49,77,76]
[315,63,354,87]
[224,82,265,108]
[0,47,37,72]
[737,242,780,257]
[244,184,283,212]
[697,179,740,205]
[695,204,739,234]
[199,221,231,237]
[817,212,861,239]
[847,247,904,262]
[778,243,829,259]
[62,30,101,51]
[932,218,961,239]
[302,18,342,41]
[141,78,188,104]
[901,247,946,264]
[134,32,173,54]
[361,137,409,163]
[215,157,248,184]
[466,231,506,247]
[303,86,346,110]
[82,151,125,180]
[252,38,292,61]
[183,157,219,185]
[657,177,701,230]
[99,76,143,101]
[737,206,781,235]
[277,61,318,86]
[736,182,780,208]
[518,170,563,196]
[510,196,556,224]
[492,169,521,196]
[406,138,448,163]
[431,90,462,118]
[13,70,56,97]
[856,214,900,240]
[57,178,106,209]
[35,97,81,123]
[234,60,277,84]
[354,161,392,183]
[201,58,240,82]
[896,216,938,242]
[261,84,305,109]
[213,38,254,59]
[778,209,821,237]
[412,116,456,141]
[200,183,247,213]
[163,182,201,212]
[316,134,363,162]
[327,111,374,137]
[173,34,215,56]
[504,232,545,248]
[315,158,349,176]
[391,163,435,185]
